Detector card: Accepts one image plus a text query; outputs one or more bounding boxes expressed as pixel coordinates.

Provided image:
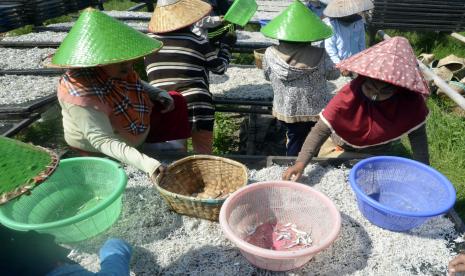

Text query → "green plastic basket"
[0,157,127,243]
[224,0,258,27]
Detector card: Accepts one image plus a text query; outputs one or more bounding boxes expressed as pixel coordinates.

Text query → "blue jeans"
[282,121,316,156]
[47,239,132,276]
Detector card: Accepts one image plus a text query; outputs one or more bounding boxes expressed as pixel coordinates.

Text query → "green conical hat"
[51,8,163,68]
[0,137,59,204]
[261,0,333,42]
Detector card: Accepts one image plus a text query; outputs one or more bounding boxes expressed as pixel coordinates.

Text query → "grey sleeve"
[324,52,340,80]
[296,119,332,164]
[408,124,430,165]
[140,80,165,101]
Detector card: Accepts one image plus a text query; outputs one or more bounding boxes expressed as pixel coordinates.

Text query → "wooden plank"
[257,6,285,12]
[0,41,60,48]
[0,68,64,76]
[0,113,40,137]
[373,11,464,17]
[371,18,463,25]
[374,6,465,14]
[0,94,57,115]
[369,23,463,32]
[374,0,465,4]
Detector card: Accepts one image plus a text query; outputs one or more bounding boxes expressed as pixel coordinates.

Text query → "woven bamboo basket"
[154,155,248,221]
[254,48,266,69]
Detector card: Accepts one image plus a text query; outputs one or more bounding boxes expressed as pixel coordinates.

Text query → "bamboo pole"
[377,30,465,111]
[451,32,465,45]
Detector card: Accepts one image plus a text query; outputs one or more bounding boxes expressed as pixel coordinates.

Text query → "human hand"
[156,91,174,113]
[150,165,166,183]
[220,31,237,47]
[340,69,350,77]
[449,254,465,275]
[282,161,306,181]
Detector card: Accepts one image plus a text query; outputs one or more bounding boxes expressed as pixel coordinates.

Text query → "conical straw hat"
[323,0,373,18]
[261,0,333,42]
[149,0,212,33]
[418,53,435,66]
[0,137,59,204]
[337,36,430,95]
[437,54,465,72]
[433,66,454,82]
[51,8,163,68]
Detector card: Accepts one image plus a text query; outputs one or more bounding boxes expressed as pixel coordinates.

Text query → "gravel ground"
[210,67,351,100]
[2,31,66,43]
[210,67,273,100]
[236,31,276,48]
[67,163,460,275]
[0,75,59,105]
[46,21,148,33]
[0,48,55,70]
[1,30,272,49]
[103,10,152,20]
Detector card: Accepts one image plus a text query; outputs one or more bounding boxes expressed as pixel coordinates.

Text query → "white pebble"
[65,163,459,275]
[3,31,66,43]
[0,48,55,70]
[0,75,59,105]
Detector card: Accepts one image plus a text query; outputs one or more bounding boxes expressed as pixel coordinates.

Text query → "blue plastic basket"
[349,156,456,232]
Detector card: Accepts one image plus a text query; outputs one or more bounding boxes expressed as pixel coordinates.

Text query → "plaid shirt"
[59,68,151,136]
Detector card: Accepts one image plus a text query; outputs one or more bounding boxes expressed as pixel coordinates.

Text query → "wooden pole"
[377,30,465,111]
[451,32,465,45]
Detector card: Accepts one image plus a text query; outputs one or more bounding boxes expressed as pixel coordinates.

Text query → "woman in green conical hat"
[260,0,340,157]
[52,8,191,181]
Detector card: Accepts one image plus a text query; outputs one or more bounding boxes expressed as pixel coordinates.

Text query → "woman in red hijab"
[283,36,430,181]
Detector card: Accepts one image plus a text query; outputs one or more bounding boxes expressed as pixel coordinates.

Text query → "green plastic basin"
[224,0,258,27]
[0,157,127,243]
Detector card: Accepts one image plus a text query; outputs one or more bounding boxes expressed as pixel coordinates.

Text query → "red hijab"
[321,76,428,148]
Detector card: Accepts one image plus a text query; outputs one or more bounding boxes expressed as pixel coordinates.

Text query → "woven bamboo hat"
[51,8,163,68]
[433,66,454,82]
[418,53,435,66]
[261,0,333,42]
[437,54,465,72]
[148,0,212,33]
[337,36,430,95]
[0,137,59,204]
[323,0,373,18]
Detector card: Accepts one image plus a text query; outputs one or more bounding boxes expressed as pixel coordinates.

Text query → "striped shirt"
[145,30,231,131]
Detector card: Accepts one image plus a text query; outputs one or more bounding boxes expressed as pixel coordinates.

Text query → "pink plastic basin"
[219,181,341,271]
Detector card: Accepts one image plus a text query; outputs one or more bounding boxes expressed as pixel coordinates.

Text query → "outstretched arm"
[65,102,162,176]
[283,120,332,181]
[408,124,430,165]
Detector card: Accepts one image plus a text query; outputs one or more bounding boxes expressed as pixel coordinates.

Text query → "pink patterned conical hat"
[336,36,430,95]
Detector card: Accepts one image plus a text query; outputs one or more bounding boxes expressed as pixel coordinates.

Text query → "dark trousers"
[282,121,316,156]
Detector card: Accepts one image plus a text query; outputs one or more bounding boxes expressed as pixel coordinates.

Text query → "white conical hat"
[323,0,373,18]
[149,0,212,33]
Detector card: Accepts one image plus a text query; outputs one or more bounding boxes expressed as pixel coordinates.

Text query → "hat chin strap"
[157,0,180,7]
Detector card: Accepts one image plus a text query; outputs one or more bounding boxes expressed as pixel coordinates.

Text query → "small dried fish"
[285,241,299,249]
[245,226,257,236]
[276,233,291,241]
[291,227,307,235]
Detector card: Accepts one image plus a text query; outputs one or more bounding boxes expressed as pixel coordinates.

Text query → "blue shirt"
[306,3,325,18]
[324,17,366,64]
